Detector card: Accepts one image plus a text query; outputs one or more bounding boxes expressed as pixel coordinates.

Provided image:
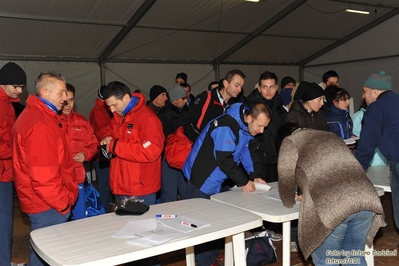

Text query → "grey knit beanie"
[168,84,186,102]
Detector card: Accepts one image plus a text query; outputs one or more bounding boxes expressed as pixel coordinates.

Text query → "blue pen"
[155,214,177,218]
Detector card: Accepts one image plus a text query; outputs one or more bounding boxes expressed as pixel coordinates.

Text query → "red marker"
[180,221,197,228]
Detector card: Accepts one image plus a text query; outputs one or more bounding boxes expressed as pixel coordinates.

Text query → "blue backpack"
[84,177,106,217]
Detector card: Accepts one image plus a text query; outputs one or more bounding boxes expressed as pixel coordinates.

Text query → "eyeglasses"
[11,85,27,90]
[180,96,188,100]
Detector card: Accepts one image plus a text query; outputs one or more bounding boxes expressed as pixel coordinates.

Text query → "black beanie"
[175,72,187,83]
[294,81,324,102]
[150,85,167,101]
[281,76,296,89]
[0,62,27,85]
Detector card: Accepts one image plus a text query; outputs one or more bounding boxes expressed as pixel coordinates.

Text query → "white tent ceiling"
[1,0,398,65]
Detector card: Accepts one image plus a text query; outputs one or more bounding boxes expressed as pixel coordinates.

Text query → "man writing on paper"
[182,102,270,266]
[183,102,271,197]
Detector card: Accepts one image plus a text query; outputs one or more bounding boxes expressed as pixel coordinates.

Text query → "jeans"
[187,181,220,266]
[94,161,112,213]
[28,208,70,266]
[160,158,188,203]
[71,183,85,220]
[390,162,399,229]
[311,210,374,266]
[0,181,13,265]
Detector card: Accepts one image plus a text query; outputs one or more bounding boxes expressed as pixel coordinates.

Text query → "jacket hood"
[226,103,251,136]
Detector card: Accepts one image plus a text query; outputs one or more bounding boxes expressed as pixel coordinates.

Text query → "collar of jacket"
[26,95,60,120]
[329,104,349,116]
[38,97,58,113]
[227,102,252,137]
[376,90,393,101]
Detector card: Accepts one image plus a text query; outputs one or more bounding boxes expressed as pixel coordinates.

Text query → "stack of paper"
[112,218,184,245]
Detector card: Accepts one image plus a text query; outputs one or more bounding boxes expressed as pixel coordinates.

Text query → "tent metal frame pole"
[300,9,399,66]
[98,0,157,62]
[99,62,106,85]
[212,0,307,65]
[305,54,399,68]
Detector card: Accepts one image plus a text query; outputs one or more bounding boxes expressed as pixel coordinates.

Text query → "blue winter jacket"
[325,105,353,139]
[356,91,399,169]
[183,103,255,195]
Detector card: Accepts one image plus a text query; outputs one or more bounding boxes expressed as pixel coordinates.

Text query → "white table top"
[366,165,391,192]
[212,182,298,222]
[30,198,262,266]
[211,182,385,223]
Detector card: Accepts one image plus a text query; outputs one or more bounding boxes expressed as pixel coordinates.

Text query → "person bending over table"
[182,102,271,266]
[277,123,385,266]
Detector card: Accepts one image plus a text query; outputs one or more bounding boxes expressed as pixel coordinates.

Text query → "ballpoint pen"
[155,214,177,218]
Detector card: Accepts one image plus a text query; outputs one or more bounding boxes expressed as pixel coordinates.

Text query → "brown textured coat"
[278,129,385,259]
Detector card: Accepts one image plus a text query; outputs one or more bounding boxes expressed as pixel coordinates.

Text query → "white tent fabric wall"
[306,15,399,66]
[304,14,399,112]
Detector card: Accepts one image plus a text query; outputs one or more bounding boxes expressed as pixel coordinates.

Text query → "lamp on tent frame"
[345,8,369,15]
[345,1,369,15]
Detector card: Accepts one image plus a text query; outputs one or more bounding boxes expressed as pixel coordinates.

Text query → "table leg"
[282,221,291,266]
[185,246,195,266]
[224,235,234,265]
[232,232,247,265]
[365,241,374,266]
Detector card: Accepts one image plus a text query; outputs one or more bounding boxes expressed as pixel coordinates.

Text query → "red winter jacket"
[60,110,98,183]
[12,95,78,215]
[89,98,113,143]
[103,93,164,196]
[0,88,19,182]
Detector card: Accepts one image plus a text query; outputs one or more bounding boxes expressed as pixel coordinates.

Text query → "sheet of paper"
[157,215,210,233]
[255,183,272,191]
[112,218,157,238]
[126,228,185,246]
[230,183,271,192]
[343,138,356,145]
[344,136,359,145]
